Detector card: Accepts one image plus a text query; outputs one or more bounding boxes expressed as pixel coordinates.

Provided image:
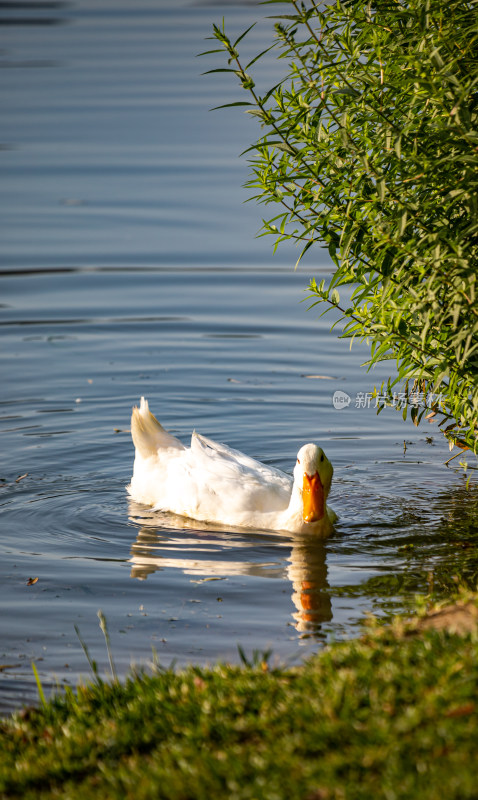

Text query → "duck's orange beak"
[302,471,325,523]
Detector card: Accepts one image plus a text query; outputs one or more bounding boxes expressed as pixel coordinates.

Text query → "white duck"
[127,397,336,536]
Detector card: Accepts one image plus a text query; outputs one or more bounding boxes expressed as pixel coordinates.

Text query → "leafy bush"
[203,0,478,462]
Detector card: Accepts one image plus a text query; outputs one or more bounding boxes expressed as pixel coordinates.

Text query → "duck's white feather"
[131,397,184,457]
[190,432,292,498]
[127,397,335,536]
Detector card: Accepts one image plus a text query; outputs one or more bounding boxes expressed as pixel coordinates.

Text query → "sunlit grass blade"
[74,623,100,683]
[31,661,46,708]
[97,609,118,683]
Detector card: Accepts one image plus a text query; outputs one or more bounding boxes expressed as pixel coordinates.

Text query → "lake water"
[1,0,476,715]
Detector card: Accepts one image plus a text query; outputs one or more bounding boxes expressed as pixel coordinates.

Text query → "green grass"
[1,604,477,800]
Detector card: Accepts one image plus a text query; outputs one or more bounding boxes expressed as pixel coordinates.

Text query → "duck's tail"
[131,397,184,459]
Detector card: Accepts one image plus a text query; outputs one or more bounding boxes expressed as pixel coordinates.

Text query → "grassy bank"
[1,600,477,800]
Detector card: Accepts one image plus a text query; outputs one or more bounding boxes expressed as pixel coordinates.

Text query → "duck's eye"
[297,458,300,465]
[320,453,324,463]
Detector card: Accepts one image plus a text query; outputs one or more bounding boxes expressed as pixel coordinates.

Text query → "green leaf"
[197,48,226,57]
[233,23,256,49]
[246,44,277,71]
[331,88,361,98]
[211,102,254,111]
[295,238,314,269]
[202,68,237,75]
[398,209,408,237]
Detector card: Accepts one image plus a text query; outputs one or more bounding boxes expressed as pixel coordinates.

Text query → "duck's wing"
[190,432,292,497]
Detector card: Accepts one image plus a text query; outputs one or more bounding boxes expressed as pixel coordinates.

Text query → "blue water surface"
[0,0,473,714]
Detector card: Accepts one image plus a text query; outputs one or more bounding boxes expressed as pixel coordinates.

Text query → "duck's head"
[294,443,333,525]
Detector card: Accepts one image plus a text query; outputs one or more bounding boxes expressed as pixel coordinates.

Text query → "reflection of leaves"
[332,572,420,600]
[333,487,478,610]
[346,557,478,602]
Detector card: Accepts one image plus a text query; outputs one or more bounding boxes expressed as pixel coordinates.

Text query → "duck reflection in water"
[128,504,332,637]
